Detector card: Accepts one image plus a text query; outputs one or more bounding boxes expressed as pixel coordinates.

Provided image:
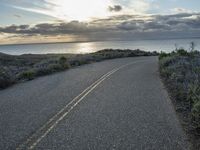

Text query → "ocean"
[0,38,200,55]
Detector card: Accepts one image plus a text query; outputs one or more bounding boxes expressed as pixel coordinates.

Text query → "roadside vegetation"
[0,49,157,89]
[159,43,200,149]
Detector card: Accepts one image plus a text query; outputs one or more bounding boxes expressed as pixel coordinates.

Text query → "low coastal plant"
[19,70,36,80]
[59,56,67,65]
[0,49,157,89]
[0,68,15,89]
[159,47,200,148]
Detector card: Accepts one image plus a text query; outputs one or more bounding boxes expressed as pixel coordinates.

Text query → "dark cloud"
[0,24,30,34]
[108,5,122,12]
[13,14,21,18]
[18,25,29,29]
[1,13,200,40]
[154,13,193,20]
[143,22,170,31]
[117,21,141,31]
[117,13,200,32]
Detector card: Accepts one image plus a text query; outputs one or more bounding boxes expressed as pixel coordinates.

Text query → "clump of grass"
[58,56,70,68]
[19,70,36,80]
[59,56,67,65]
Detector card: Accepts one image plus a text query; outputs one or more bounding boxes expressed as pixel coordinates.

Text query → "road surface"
[0,56,190,150]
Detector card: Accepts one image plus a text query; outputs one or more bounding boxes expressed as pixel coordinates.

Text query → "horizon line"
[0,36,200,47]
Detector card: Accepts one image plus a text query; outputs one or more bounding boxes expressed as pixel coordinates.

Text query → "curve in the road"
[16,60,146,150]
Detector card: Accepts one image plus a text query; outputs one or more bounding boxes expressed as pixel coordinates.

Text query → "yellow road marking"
[16,60,145,150]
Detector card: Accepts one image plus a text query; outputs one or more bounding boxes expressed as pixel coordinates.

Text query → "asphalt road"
[0,56,190,150]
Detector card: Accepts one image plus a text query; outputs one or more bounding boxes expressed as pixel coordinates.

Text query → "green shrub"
[159,51,169,60]
[58,56,70,69]
[59,56,67,66]
[19,70,36,80]
[176,49,189,56]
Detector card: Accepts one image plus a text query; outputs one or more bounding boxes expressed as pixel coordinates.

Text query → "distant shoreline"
[0,37,200,47]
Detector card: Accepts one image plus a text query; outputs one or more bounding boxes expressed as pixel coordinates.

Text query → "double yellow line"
[16,60,144,150]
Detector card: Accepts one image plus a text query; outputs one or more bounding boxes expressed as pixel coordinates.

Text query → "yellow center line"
[16,60,146,150]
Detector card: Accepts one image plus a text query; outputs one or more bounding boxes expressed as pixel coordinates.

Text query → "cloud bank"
[0,13,200,44]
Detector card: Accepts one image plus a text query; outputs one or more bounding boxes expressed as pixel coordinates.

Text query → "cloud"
[0,21,103,36]
[12,0,114,21]
[13,14,21,18]
[1,13,200,43]
[108,5,122,12]
[128,0,150,13]
[171,8,194,14]
[117,21,142,31]
[9,0,157,22]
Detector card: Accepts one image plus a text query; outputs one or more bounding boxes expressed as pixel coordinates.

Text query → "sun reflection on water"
[76,42,96,54]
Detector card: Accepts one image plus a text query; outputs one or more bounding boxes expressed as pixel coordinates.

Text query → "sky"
[0,0,200,45]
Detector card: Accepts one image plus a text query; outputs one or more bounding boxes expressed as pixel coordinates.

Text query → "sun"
[48,0,112,21]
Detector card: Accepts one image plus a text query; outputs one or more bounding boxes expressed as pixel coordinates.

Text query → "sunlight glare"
[47,0,112,21]
[77,42,96,53]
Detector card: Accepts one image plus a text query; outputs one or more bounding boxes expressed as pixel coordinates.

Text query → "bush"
[176,49,189,56]
[19,70,36,80]
[159,51,170,60]
[59,56,67,66]
[58,56,70,68]
[0,69,14,89]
